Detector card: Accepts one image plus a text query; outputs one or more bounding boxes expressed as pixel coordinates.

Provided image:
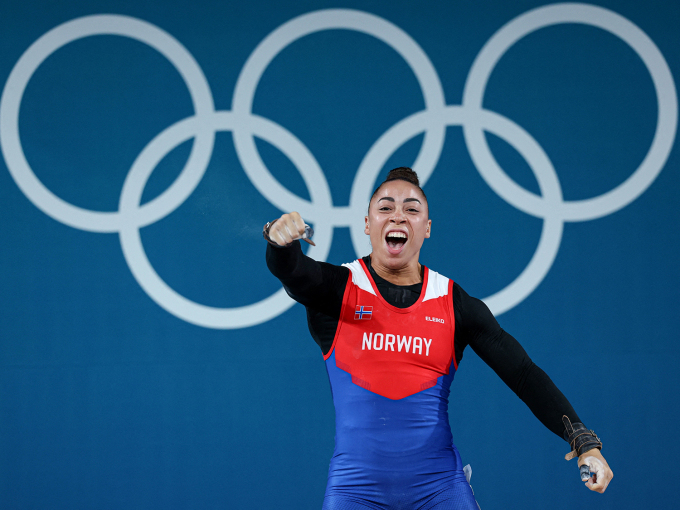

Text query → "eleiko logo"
[425,317,444,324]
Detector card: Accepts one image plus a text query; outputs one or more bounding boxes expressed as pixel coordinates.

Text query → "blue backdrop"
[1,1,678,508]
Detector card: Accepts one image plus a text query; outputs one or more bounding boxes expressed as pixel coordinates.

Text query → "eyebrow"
[377,197,422,204]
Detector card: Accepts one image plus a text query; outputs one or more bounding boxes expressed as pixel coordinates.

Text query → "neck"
[369,255,422,286]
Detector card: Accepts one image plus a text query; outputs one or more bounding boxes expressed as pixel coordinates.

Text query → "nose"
[390,208,406,223]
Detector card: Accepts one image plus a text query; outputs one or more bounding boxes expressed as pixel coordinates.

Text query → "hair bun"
[385,167,420,187]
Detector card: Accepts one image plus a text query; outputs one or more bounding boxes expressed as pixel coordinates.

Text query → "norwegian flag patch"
[354,305,373,320]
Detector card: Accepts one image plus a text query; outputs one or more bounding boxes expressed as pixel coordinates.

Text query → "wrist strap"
[263,220,280,246]
[562,415,602,460]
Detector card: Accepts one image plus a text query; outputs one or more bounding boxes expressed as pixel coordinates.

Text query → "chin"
[382,248,411,265]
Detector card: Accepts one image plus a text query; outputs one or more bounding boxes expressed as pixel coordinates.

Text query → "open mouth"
[385,231,408,253]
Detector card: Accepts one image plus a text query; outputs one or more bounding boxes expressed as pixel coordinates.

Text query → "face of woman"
[365,180,431,270]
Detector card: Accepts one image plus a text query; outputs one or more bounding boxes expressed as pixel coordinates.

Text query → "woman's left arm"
[456,285,613,492]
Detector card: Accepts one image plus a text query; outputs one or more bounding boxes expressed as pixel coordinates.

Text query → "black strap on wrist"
[562,415,602,460]
[263,219,280,246]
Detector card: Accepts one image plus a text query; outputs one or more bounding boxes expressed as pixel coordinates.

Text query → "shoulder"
[342,259,375,295]
[422,266,451,302]
[423,266,498,327]
[449,281,501,334]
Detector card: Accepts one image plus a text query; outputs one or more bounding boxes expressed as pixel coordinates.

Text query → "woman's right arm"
[265,212,348,318]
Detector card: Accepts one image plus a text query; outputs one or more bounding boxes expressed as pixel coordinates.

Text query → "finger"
[278,213,303,242]
[583,459,610,493]
[283,222,299,241]
[591,468,611,493]
[273,217,296,245]
[587,475,610,493]
[290,212,306,237]
[579,464,590,482]
[270,226,291,246]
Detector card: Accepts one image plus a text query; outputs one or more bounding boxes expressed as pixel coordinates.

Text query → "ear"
[364,216,370,235]
[425,219,431,238]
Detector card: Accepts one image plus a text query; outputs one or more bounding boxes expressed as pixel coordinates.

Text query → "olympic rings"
[1,4,676,327]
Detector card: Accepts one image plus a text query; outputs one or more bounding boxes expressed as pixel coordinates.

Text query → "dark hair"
[369,167,428,208]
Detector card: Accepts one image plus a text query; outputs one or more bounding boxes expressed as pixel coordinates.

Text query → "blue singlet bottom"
[322,476,479,510]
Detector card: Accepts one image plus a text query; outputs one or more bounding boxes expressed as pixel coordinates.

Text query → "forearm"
[265,241,346,317]
[266,241,323,298]
[510,357,581,438]
[473,329,580,439]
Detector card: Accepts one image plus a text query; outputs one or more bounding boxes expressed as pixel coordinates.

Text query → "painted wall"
[1,0,678,508]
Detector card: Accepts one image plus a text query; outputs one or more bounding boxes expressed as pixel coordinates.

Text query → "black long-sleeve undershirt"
[266,241,581,440]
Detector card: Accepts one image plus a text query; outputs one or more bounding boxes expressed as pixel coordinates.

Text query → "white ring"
[462,3,677,221]
[232,9,447,226]
[0,14,215,232]
[349,105,564,315]
[119,111,332,328]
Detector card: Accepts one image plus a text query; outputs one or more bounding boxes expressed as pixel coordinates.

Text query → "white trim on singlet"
[342,260,376,295]
[343,259,450,301]
[422,268,450,303]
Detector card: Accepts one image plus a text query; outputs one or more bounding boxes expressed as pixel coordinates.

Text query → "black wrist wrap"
[562,415,602,461]
[263,220,280,247]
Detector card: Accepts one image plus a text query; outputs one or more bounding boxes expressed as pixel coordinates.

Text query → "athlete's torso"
[323,260,468,502]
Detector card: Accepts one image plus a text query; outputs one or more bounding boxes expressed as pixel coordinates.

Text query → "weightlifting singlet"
[322,259,479,510]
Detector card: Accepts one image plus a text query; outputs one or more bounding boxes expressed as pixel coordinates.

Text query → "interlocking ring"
[1,4,676,328]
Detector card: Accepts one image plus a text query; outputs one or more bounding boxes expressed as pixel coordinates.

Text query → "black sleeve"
[265,241,349,319]
[453,283,581,440]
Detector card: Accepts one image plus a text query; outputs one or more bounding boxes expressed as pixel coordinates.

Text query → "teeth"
[387,232,407,239]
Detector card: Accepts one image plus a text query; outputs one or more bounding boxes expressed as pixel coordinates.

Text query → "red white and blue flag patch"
[354,305,373,320]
